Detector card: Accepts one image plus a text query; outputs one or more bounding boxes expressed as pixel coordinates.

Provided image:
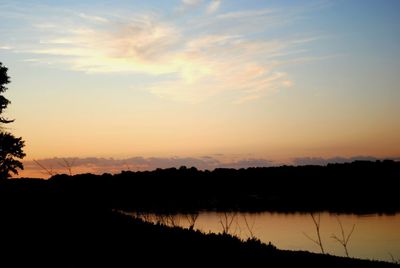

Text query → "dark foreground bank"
[0,200,398,268]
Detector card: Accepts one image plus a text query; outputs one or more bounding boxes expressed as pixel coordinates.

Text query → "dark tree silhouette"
[0,65,13,124]
[0,62,25,179]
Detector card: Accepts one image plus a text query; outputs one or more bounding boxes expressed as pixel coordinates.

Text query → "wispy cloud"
[30,14,181,74]
[2,3,318,103]
[146,35,294,102]
[216,9,275,20]
[207,0,221,14]
[78,13,109,23]
[177,0,203,13]
[182,0,202,6]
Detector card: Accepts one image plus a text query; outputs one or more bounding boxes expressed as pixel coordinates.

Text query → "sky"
[1,0,400,177]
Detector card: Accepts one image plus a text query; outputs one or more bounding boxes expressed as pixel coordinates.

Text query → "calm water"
[129,211,400,262]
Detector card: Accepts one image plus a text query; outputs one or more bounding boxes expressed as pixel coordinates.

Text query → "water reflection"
[128,211,400,262]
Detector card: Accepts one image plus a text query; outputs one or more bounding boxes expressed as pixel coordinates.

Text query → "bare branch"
[58,158,75,176]
[166,214,180,227]
[185,213,199,230]
[219,212,237,235]
[156,214,167,225]
[303,231,320,245]
[330,216,355,257]
[388,253,400,264]
[243,215,256,239]
[346,224,355,244]
[303,213,325,254]
[33,159,57,177]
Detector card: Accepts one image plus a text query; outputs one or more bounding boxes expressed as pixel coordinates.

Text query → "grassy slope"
[0,201,397,268]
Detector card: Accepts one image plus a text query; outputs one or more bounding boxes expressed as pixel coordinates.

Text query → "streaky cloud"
[182,0,202,6]
[3,2,321,103]
[0,45,12,50]
[292,156,387,166]
[21,156,273,178]
[217,8,276,20]
[207,0,221,14]
[78,13,109,23]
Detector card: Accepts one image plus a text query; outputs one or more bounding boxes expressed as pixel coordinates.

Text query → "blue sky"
[1,0,399,175]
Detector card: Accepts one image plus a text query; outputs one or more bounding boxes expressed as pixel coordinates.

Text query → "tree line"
[1,160,399,214]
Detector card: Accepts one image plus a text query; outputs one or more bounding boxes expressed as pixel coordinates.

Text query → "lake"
[128,211,400,262]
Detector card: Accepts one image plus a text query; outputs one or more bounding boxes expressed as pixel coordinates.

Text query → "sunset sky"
[1,0,399,176]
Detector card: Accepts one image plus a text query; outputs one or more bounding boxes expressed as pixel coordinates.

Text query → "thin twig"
[331,217,355,257]
[58,158,75,176]
[167,214,180,227]
[33,159,56,177]
[243,214,256,239]
[303,213,325,254]
[219,212,237,235]
[388,253,400,264]
[185,213,199,230]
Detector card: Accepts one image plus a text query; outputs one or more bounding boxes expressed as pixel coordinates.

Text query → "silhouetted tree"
[0,62,25,179]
